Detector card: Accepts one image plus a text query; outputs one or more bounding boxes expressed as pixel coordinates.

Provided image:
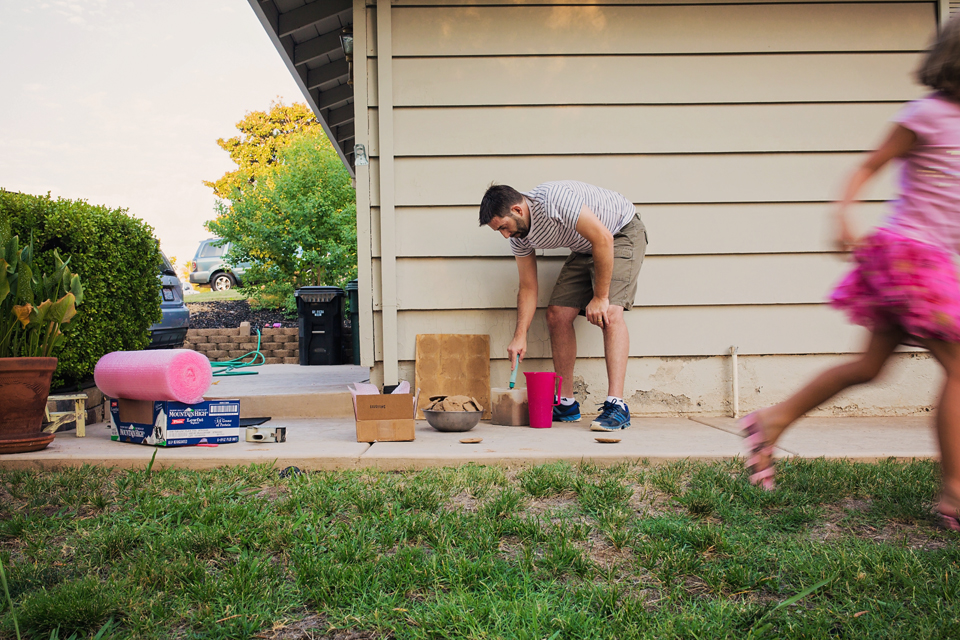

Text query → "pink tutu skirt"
[829,228,960,343]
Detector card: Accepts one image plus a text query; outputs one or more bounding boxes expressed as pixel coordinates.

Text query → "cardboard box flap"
[118,398,155,425]
[355,394,414,421]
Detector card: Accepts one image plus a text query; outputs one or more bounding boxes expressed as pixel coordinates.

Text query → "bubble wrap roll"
[94,349,213,404]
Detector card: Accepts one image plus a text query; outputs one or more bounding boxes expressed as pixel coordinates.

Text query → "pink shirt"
[885,93,960,253]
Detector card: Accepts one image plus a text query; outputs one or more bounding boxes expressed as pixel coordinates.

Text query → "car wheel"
[211,272,235,291]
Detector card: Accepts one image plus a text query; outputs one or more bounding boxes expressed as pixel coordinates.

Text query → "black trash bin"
[295,286,345,366]
[340,318,353,364]
[345,279,360,366]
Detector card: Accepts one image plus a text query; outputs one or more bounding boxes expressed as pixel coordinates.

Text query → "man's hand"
[585,296,610,328]
[507,337,527,368]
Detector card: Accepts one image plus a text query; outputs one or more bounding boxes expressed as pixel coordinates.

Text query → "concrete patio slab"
[692,416,937,460]
[688,416,796,460]
[358,417,745,470]
[0,419,370,471]
[203,364,369,419]
[0,416,941,471]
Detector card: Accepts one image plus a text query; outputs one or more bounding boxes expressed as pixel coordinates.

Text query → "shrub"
[0,190,162,388]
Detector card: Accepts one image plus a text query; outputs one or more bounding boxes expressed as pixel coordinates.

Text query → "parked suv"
[148,252,190,348]
[189,238,248,291]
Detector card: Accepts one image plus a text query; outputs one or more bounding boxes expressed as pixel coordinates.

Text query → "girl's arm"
[835,124,917,251]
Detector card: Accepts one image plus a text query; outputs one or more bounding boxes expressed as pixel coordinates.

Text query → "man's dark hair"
[479,184,523,226]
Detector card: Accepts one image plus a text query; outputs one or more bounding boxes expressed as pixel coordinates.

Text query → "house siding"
[358,0,942,415]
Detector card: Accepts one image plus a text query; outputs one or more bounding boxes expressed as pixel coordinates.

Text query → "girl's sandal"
[939,510,960,532]
[741,412,775,491]
[936,488,960,531]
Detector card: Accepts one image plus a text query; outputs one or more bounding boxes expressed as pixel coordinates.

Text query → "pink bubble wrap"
[94,349,213,404]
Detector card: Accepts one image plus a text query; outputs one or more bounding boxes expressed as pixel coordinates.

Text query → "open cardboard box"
[352,387,419,443]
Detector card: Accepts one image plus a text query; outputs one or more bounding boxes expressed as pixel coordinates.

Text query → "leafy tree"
[206,131,356,313]
[203,101,325,201]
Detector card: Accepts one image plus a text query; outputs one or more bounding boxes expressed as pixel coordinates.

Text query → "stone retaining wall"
[184,324,299,364]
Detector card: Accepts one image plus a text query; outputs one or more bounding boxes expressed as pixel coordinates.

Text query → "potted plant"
[0,231,83,453]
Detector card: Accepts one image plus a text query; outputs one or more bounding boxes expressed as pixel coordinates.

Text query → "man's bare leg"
[547,305,580,397]
[603,305,628,398]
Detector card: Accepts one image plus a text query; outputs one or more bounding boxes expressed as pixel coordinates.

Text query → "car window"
[199,241,227,258]
[160,252,176,276]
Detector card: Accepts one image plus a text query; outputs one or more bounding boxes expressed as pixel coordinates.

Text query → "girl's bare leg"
[915,338,960,516]
[753,327,905,449]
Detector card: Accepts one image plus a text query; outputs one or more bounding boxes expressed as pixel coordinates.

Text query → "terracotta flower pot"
[0,357,58,454]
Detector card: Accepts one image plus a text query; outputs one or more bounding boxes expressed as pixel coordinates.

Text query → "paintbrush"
[509,354,519,389]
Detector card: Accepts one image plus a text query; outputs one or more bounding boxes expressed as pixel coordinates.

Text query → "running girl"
[742,14,960,531]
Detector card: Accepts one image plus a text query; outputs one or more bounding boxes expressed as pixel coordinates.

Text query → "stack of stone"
[182,322,299,364]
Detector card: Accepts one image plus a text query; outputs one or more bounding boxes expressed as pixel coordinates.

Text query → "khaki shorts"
[548,214,647,311]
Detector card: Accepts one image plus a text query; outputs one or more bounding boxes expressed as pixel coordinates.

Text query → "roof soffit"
[248,0,356,175]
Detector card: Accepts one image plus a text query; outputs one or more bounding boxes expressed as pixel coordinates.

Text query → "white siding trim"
[377,0,399,385]
[353,0,375,368]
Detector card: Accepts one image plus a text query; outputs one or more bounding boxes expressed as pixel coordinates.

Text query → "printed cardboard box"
[108,398,240,446]
[354,393,417,443]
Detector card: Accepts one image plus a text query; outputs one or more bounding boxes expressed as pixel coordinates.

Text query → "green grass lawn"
[1,458,958,639]
[185,289,245,303]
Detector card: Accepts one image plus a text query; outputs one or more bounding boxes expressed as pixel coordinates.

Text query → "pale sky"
[0,0,304,267]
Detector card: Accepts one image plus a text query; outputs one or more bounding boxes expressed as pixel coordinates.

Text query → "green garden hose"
[210,328,266,376]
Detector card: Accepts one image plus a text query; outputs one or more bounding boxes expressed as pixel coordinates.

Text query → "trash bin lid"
[345,279,358,292]
[295,286,345,303]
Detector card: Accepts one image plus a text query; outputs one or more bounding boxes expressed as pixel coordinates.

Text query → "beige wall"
[357,0,943,415]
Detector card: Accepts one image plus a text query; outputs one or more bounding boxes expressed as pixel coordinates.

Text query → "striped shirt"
[509,181,637,257]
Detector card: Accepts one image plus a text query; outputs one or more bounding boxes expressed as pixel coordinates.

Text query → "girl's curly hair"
[918,13,960,96]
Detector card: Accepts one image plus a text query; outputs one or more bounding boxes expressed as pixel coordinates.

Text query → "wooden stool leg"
[74,398,86,438]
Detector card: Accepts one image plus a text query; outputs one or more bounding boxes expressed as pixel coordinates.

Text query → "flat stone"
[692,416,936,460]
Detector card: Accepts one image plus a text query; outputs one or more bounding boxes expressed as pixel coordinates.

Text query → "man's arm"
[507,253,538,369]
[574,206,614,328]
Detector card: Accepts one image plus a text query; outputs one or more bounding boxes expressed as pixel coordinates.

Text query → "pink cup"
[524,371,562,429]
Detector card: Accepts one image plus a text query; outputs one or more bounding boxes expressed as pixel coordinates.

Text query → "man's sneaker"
[590,401,631,431]
[553,401,581,422]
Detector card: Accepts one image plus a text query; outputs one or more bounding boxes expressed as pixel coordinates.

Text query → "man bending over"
[479,181,647,431]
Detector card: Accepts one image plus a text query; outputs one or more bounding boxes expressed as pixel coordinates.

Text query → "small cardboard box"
[108,398,240,446]
[354,393,417,443]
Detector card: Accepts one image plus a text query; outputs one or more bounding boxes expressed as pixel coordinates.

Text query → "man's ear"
[511,203,524,217]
